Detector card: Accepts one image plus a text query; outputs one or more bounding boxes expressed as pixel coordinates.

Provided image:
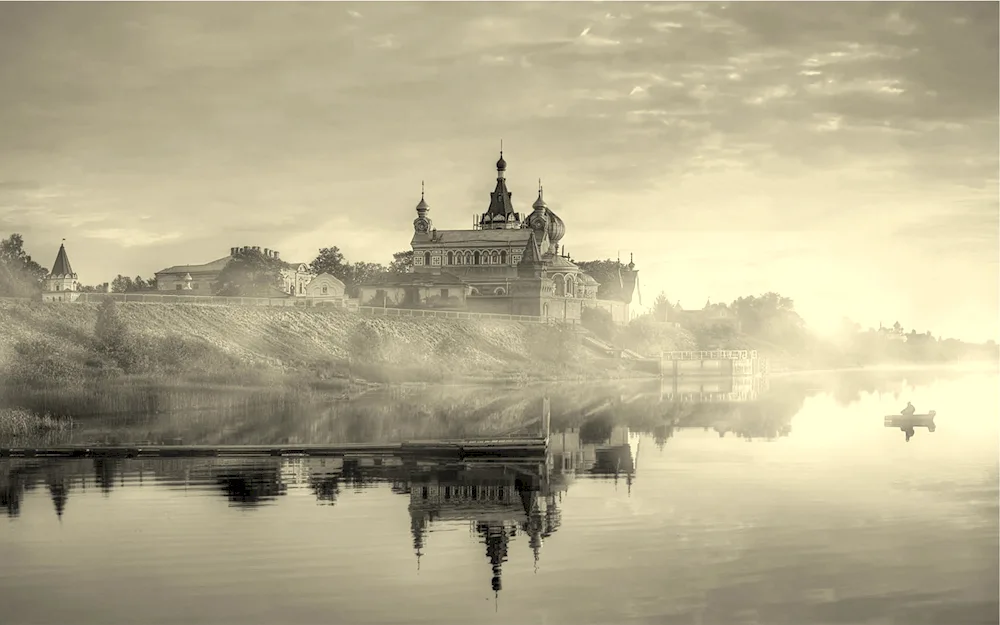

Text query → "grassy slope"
[0,300,647,384]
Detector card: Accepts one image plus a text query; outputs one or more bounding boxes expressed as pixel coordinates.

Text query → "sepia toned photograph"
[1,1,997,624]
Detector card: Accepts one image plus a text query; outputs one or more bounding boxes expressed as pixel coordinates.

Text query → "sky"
[0,2,996,341]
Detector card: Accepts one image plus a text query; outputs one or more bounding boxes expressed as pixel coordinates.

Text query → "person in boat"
[901,402,916,416]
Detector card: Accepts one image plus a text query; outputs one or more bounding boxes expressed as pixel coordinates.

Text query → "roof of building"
[518,232,543,266]
[411,229,533,246]
[49,243,74,277]
[156,254,309,276]
[363,271,467,288]
[156,256,233,276]
[310,272,346,287]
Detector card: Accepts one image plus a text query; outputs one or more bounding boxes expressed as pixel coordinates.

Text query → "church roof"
[49,243,74,276]
[156,256,232,276]
[518,232,543,266]
[411,229,532,246]
[362,271,467,288]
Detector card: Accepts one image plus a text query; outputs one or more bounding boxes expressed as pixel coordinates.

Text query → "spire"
[415,180,429,213]
[481,149,517,228]
[49,241,75,277]
[532,179,547,210]
[496,140,506,176]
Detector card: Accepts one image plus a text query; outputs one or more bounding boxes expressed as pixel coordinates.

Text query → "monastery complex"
[38,150,640,324]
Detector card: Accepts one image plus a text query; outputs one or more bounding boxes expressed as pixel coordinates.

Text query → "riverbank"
[0,300,660,396]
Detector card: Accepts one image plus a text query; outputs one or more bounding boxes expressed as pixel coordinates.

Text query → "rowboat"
[884,411,936,430]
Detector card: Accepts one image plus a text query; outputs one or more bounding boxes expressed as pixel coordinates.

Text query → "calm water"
[2,368,998,625]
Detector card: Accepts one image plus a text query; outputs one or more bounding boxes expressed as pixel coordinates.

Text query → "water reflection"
[2,369,997,625]
[0,452,570,599]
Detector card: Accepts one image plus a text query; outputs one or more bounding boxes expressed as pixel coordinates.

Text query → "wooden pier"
[0,438,549,460]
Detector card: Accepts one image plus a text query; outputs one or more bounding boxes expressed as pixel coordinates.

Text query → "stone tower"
[42,241,80,302]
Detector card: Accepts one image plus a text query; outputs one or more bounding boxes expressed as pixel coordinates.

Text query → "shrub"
[581,307,617,343]
[526,322,579,366]
[5,338,86,388]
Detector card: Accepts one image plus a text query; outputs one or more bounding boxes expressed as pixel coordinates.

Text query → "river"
[1,367,997,624]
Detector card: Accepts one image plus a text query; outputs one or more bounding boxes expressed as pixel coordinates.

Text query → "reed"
[0,408,74,438]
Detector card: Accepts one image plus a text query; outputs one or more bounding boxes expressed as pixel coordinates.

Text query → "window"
[473,251,480,264]
[322,286,328,295]
[175,284,182,291]
[494,287,506,295]
[464,251,472,265]
[491,251,500,264]
[447,251,453,265]
[500,251,507,264]
[424,252,431,266]
[440,288,449,299]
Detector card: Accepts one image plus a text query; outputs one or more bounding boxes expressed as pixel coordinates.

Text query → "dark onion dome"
[496,153,507,172]
[532,188,547,211]
[545,207,565,244]
[415,196,429,212]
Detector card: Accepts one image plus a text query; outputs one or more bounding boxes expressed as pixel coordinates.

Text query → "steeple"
[42,239,80,299]
[532,179,546,210]
[49,240,75,278]
[480,147,520,229]
[413,181,433,234]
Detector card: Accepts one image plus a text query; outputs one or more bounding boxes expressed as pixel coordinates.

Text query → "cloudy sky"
[0,2,996,340]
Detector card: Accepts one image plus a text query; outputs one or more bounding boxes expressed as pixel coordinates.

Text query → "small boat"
[884,410,936,430]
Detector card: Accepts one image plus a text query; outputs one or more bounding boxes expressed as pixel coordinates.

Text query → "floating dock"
[0,438,549,460]
[660,350,768,377]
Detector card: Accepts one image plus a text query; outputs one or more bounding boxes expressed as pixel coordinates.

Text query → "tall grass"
[0,408,73,438]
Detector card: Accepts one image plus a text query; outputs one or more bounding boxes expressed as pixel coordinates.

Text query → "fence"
[72,292,353,309]
[357,306,558,324]
[39,293,564,324]
[661,350,759,361]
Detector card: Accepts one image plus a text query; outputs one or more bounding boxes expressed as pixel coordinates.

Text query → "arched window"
[491,251,500,264]
[424,252,431,266]
[554,275,565,296]
[566,276,575,297]
[494,287,506,295]
[474,251,480,264]
[447,251,453,265]
[500,251,507,264]
[464,251,472,265]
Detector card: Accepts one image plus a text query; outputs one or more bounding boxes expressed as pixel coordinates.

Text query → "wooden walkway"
[0,438,549,459]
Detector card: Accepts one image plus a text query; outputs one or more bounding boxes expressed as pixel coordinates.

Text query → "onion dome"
[415,181,429,213]
[532,180,547,210]
[545,207,565,245]
[496,152,507,173]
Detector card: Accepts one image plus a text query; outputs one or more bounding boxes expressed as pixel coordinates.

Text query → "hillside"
[0,300,650,388]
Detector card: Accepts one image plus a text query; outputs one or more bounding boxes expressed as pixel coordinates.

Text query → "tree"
[111,274,157,293]
[575,259,631,301]
[0,233,47,297]
[110,275,134,293]
[389,250,413,275]
[347,261,388,297]
[214,247,284,296]
[309,247,350,283]
[730,292,805,344]
[652,292,673,322]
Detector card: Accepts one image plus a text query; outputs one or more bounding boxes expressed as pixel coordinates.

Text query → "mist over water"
[1,367,997,624]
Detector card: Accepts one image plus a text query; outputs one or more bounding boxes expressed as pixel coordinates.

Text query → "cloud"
[82,229,184,247]
[0,1,996,338]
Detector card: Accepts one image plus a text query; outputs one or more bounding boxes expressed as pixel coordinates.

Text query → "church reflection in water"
[0,450,575,599]
[1,380,811,597]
